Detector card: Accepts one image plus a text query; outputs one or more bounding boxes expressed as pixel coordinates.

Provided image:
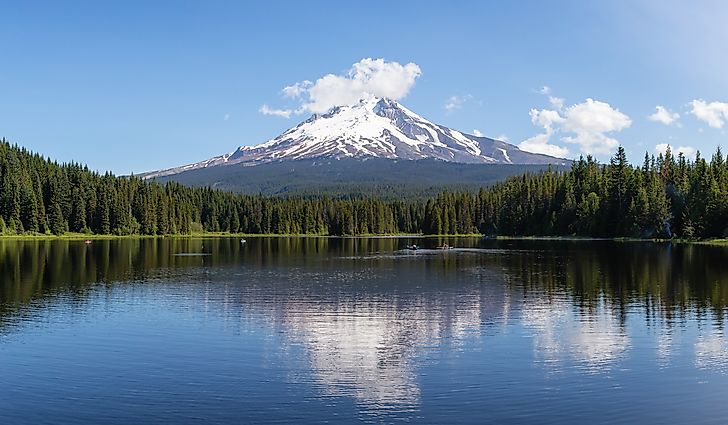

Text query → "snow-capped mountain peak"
[229,96,487,163]
[143,97,567,179]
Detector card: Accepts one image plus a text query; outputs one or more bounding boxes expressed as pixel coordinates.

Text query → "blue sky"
[1,0,727,174]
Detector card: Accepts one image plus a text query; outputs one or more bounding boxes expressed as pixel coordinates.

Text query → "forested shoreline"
[1,139,726,239]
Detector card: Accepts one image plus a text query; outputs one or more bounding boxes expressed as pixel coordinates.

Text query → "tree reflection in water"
[1,237,727,416]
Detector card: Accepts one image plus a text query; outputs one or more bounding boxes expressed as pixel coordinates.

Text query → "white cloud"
[445,96,462,111]
[281,80,312,99]
[472,129,483,137]
[689,99,728,128]
[520,133,570,157]
[531,108,565,130]
[680,146,697,158]
[561,99,632,155]
[223,113,230,121]
[538,86,563,109]
[259,104,293,118]
[549,96,565,110]
[309,58,422,114]
[260,58,422,117]
[444,94,472,112]
[655,143,696,158]
[518,108,569,157]
[496,134,509,142]
[648,105,679,125]
[520,93,631,158]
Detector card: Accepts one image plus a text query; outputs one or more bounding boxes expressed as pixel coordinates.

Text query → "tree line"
[0,139,726,238]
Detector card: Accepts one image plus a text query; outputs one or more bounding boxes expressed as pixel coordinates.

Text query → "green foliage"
[0,139,726,238]
[576,192,601,235]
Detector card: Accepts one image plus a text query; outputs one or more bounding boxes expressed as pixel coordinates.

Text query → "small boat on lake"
[406,244,418,251]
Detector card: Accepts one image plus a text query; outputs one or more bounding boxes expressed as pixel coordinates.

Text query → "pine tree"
[608,146,630,235]
[49,200,66,235]
[71,188,87,232]
[20,184,39,233]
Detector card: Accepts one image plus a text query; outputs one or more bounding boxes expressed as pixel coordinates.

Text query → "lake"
[1,237,727,424]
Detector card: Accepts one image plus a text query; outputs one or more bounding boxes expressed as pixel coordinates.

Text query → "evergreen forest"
[1,139,726,239]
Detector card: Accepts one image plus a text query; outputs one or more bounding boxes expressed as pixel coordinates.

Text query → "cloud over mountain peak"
[261,58,422,117]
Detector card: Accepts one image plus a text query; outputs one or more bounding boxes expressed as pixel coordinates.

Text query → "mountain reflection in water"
[1,237,727,424]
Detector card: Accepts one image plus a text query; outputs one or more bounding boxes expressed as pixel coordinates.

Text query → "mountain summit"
[144,97,566,179]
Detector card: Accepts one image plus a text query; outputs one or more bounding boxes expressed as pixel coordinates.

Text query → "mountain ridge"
[142,97,568,179]
[149,157,562,199]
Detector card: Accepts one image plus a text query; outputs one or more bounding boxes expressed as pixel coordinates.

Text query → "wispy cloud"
[444,94,473,112]
[259,104,293,118]
[537,85,564,110]
[281,80,312,99]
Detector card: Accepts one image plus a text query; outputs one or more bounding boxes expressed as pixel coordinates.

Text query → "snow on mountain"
[143,97,567,179]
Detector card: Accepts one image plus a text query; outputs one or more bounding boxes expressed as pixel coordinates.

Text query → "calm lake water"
[1,237,727,424]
